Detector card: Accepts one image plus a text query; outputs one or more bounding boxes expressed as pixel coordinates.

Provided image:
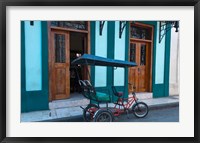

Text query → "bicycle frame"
[113,94,138,116]
[71,54,138,121]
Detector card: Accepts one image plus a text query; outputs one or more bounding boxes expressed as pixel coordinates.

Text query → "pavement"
[21,95,179,122]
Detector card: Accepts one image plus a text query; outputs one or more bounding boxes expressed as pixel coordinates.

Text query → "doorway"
[128,22,153,93]
[129,41,151,92]
[70,32,87,94]
[49,30,70,100]
[49,21,89,101]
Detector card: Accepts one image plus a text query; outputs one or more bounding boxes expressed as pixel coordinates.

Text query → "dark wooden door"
[49,30,70,100]
[129,42,151,92]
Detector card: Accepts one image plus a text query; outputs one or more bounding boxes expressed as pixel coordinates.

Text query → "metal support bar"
[119,21,127,38]
[99,21,105,35]
[159,21,179,43]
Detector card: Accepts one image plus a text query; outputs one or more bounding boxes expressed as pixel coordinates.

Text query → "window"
[51,21,87,30]
[130,25,151,40]
[130,43,136,62]
[140,44,146,65]
[55,34,66,63]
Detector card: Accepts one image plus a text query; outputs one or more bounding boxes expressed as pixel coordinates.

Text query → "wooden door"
[129,42,150,92]
[49,30,70,100]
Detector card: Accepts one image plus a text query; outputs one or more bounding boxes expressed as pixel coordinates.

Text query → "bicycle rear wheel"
[83,104,99,122]
[132,102,148,118]
[94,109,113,122]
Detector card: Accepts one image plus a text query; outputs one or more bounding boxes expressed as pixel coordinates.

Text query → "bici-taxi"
[71,54,149,122]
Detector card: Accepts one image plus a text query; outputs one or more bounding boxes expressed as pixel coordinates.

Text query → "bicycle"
[72,54,148,122]
[94,83,148,121]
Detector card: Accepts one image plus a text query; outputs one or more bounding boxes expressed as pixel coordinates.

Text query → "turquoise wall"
[155,22,165,84]
[114,21,126,86]
[21,21,49,112]
[94,21,107,87]
[91,21,129,102]
[24,21,42,91]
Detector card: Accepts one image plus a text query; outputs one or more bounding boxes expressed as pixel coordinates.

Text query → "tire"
[83,104,99,122]
[132,102,149,118]
[94,109,114,122]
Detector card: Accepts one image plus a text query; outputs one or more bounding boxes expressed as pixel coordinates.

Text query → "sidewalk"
[21,95,179,122]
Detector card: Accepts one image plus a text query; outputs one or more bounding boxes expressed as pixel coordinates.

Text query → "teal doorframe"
[164,24,171,97]
[124,22,130,99]
[107,21,115,101]
[21,21,26,112]
[21,21,49,112]
[90,21,95,86]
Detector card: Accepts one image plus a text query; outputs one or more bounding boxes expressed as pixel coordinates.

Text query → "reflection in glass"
[140,44,146,65]
[55,34,65,63]
[51,21,87,30]
[131,26,151,40]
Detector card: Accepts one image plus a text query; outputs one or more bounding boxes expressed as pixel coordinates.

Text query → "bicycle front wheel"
[132,102,148,118]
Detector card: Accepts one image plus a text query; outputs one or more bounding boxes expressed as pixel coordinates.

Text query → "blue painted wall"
[95,21,107,87]
[155,22,165,84]
[21,21,49,112]
[24,21,42,91]
[114,21,126,86]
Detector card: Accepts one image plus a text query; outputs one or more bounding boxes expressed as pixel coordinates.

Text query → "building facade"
[21,21,179,112]
[169,29,179,96]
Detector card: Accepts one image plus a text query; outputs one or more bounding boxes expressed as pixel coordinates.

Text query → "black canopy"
[71,54,137,68]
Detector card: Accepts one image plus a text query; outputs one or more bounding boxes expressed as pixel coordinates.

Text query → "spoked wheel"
[83,104,99,122]
[94,109,114,122]
[132,102,149,118]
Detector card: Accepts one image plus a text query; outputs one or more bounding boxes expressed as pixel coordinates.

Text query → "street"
[118,106,179,122]
[48,106,179,122]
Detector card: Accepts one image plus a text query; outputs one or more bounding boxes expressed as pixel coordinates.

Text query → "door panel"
[129,42,150,92]
[129,43,138,92]
[138,43,146,92]
[50,31,70,100]
[55,68,66,94]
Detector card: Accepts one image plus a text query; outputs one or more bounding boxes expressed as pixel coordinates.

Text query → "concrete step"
[49,94,89,110]
[134,92,153,100]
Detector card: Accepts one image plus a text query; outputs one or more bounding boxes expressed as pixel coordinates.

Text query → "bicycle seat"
[117,92,123,97]
[111,86,123,97]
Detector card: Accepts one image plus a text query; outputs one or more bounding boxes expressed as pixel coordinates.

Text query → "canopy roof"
[71,54,137,68]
